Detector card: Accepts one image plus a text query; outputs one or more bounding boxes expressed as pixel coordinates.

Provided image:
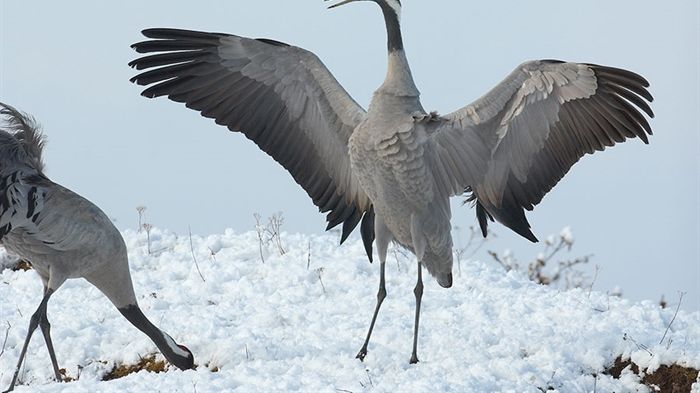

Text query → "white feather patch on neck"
[162,331,190,357]
[385,0,402,23]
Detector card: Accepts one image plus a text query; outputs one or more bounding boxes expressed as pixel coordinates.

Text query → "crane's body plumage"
[0,103,193,392]
[2,178,137,306]
[129,0,653,363]
[351,65,454,285]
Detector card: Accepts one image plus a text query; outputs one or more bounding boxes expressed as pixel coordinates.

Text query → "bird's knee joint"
[39,318,51,330]
[377,287,387,301]
[29,312,43,328]
[413,283,423,297]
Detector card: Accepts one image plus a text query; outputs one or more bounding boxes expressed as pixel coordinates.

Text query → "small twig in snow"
[365,369,374,387]
[315,267,326,294]
[208,247,218,263]
[623,333,653,356]
[142,223,153,254]
[0,321,10,359]
[659,291,685,346]
[265,212,286,255]
[587,265,600,298]
[254,213,266,263]
[307,240,311,270]
[188,226,206,282]
[454,248,464,276]
[592,373,597,393]
[136,206,146,232]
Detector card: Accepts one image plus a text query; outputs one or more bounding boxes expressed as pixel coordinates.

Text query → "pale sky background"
[1,1,698,311]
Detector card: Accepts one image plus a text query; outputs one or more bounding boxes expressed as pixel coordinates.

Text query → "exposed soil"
[604,356,699,393]
[11,259,32,271]
[102,355,167,381]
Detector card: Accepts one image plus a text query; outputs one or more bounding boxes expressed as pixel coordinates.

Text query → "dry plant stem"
[623,333,653,356]
[188,226,206,282]
[315,268,326,294]
[136,206,146,232]
[142,223,153,254]
[659,291,686,345]
[307,241,311,270]
[0,322,10,359]
[254,213,266,263]
[587,265,600,298]
[266,213,286,255]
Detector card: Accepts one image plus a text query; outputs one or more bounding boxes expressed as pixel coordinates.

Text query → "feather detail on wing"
[427,60,653,241]
[129,29,374,258]
[0,171,46,241]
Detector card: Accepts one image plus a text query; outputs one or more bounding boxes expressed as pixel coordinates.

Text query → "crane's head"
[326,0,402,16]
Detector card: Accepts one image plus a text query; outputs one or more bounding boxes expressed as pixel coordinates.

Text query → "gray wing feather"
[130,29,371,241]
[428,60,653,241]
[0,171,45,241]
[2,173,115,252]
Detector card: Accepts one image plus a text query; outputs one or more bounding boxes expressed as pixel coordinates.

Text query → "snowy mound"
[1,228,698,392]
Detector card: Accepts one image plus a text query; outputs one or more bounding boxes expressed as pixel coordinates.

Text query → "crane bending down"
[0,103,194,392]
[129,0,653,363]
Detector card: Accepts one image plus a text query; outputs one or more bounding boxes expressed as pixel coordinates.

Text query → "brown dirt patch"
[604,356,699,393]
[11,260,32,271]
[102,354,167,381]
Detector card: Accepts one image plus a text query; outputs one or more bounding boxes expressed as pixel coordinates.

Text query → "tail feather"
[476,198,538,243]
[0,102,46,172]
[420,248,453,288]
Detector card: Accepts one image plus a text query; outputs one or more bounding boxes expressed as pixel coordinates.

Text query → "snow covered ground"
[0,228,698,392]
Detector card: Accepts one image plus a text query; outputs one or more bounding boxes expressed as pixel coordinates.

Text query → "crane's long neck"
[376,2,419,98]
[119,304,193,370]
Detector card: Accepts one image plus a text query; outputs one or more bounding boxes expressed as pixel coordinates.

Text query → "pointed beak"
[325,0,359,9]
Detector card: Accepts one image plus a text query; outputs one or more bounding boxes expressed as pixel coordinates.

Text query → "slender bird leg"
[3,289,56,393]
[356,215,392,362]
[356,260,386,361]
[409,262,424,364]
[38,288,62,382]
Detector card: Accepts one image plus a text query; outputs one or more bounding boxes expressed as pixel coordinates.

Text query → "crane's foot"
[409,354,419,364]
[355,347,368,362]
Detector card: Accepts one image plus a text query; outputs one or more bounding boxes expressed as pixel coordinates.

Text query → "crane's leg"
[409,262,423,364]
[3,289,57,393]
[355,260,386,361]
[38,287,62,382]
[356,216,392,362]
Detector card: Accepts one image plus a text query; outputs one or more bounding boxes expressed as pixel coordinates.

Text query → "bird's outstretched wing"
[427,60,653,241]
[129,29,374,258]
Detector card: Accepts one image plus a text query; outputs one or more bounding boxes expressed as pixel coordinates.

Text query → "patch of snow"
[0,228,698,392]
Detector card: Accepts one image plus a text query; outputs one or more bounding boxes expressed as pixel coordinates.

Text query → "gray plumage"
[0,103,193,392]
[129,0,653,363]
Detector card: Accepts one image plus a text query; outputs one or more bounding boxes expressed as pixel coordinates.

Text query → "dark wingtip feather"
[360,207,375,263]
[339,209,362,244]
[475,201,490,238]
[256,38,291,47]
